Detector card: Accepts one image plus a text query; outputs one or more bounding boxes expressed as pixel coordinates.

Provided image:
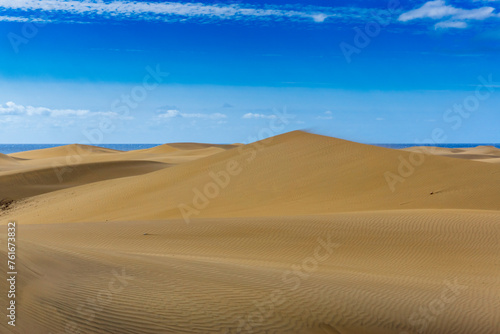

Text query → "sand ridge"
[3,131,500,224]
[0,142,238,201]
[9,143,122,159]
[0,160,170,200]
[167,142,241,150]
[0,153,20,164]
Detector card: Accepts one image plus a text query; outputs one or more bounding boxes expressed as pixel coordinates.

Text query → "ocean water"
[0,143,499,154]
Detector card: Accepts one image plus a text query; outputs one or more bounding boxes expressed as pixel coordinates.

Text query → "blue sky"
[0,0,499,144]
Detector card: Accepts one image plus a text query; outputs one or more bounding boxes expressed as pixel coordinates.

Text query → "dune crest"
[131,144,180,154]
[9,143,121,159]
[0,160,170,200]
[167,142,240,150]
[3,130,500,224]
[0,153,20,164]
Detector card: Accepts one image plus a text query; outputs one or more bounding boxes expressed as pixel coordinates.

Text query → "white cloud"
[0,101,132,119]
[435,20,468,29]
[181,112,227,119]
[312,13,328,23]
[399,1,460,21]
[0,101,89,117]
[0,102,24,115]
[0,116,19,124]
[0,15,29,22]
[242,113,277,119]
[454,7,496,20]
[398,0,498,29]
[316,110,333,120]
[93,111,134,120]
[157,109,226,120]
[157,109,180,118]
[0,0,332,24]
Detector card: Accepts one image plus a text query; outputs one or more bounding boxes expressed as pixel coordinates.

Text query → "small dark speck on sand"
[0,198,14,211]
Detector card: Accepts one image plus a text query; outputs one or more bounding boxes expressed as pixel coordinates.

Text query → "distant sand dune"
[0,143,235,201]
[4,142,235,169]
[167,142,241,150]
[10,143,122,159]
[0,154,26,174]
[131,144,181,154]
[0,153,20,164]
[0,160,170,200]
[403,145,500,163]
[0,154,22,172]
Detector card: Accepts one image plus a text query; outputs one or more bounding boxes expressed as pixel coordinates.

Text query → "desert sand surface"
[0,131,499,333]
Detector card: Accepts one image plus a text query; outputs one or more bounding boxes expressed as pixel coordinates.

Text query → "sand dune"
[10,143,121,160]
[132,144,181,154]
[5,131,500,224]
[5,143,235,169]
[0,154,24,173]
[0,153,19,168]
[0,160,170,200]
[167,142,241,150]
[0,143,235,202]
[403,145,500,163]
[0,153,20,164]
[165,146,227,156]
[0,131,498,334]
[465,145,500,156]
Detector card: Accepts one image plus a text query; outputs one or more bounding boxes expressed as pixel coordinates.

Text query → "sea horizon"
[2,142,500,155]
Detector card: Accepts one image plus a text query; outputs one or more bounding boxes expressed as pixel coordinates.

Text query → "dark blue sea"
[0,143,499,154]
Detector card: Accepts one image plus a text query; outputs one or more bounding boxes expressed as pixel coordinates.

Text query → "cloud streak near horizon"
[157,109,227,120]
[0,101,132,119]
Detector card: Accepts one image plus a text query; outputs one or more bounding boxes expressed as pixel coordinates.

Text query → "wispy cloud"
[157,109,226,120]
[0,0,335,24]
[398,0,499,29]
[435,20,468,29]
[316,110,333,120]
[0,101,89,117]
[242,113,277,119]
[0,101,131,119]
[0,15,30,22]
